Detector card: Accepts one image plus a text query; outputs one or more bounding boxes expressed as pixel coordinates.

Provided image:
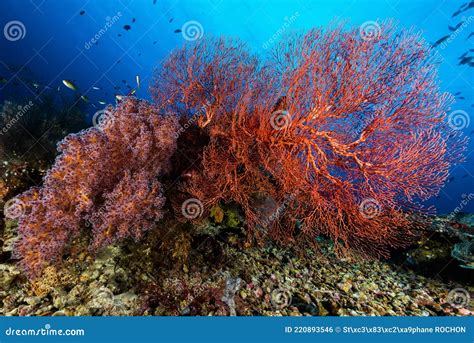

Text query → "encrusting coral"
[12,22,467,278]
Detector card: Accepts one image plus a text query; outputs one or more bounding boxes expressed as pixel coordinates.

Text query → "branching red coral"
[152,22,467,257]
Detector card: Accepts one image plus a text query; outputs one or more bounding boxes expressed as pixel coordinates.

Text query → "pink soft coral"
[15,98,178,277]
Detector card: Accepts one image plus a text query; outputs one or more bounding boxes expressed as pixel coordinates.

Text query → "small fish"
[153,41,157,45]
[432,35,450,47]
[462,174,469,178]
[153,0,156,4]
[80,95,89,102]
[62,79,77,91]
[136,75,140,88]
[458,96,466,99]
[92,86,101,90]
[32,82,40,89]
[448,22,463,31]
[138,53,141,56]
[115,94,124,102]
[118,33,122,37]
[467,32,474,39]
[459,56,473,65]
[132,18,136,23]
[128,89,136,96]
[174,29,182,33]
[80,10,85,15]
[124,25,131,31]
[121,79,127,84]
[98,100,107,105]
[454,91,462,96]
[452,1,474,17]
[117,60,121,64]
[169,18,173,23]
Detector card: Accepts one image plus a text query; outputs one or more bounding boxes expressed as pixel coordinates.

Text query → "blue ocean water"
[0,0,473,214]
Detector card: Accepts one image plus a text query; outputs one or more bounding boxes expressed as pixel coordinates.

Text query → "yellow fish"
[62,80,77,91]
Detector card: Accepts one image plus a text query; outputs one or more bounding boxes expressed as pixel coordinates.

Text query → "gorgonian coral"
[152,22,467,257]
[14,22,468,277]
[14,98,178,277]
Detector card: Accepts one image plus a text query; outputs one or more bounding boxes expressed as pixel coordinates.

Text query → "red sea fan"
[14,98,179,277]
[152,22,467,257]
